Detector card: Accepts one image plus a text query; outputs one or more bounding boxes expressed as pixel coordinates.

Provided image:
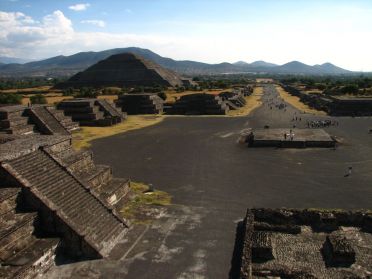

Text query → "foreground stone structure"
[116,93,164,115]
[169,93,229,115]
[57,98,125,126]
[240,208,372,279]
[0,134,132,278]
[56,53,184,88]
[241,128,336,148]
[0,105,78,135]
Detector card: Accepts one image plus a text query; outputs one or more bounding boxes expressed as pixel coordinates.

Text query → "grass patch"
[72,115,164,150]
[227,86,264,117]
[276,85,327,116]
[120,181,172,224]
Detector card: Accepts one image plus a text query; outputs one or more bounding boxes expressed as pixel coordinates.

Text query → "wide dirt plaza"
[47,84,372,278]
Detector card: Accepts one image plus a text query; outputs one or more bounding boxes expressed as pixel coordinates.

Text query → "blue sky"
[1,0,372,70]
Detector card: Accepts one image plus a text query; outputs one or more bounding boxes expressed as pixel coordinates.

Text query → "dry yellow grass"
[0,86,53,94]
[21,95,73,105]
[227,86,263,117]
[276,85,326,115]
[72,115,164,150]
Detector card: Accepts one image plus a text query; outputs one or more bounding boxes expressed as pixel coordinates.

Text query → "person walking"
[344,166,353,177]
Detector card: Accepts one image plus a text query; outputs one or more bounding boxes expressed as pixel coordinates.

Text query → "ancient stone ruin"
[57,98,125,126]
[169,93,229,115]
[0,105,79,136]
[240,128,336,148]
[116,93,164,115]
[56,53,185,89]
[282,84,372,116]
[0,134,132,278]
[240,208,372,279]
[218,91,247,110]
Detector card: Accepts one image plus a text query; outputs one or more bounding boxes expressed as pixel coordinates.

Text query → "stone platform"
[244,128,336,148]
[240,208,372,279]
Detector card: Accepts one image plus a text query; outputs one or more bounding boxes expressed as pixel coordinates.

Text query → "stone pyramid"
[57,53,184,88]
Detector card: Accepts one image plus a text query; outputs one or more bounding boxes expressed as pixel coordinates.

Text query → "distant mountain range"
[0,47,353,77]
[0,56,32,64]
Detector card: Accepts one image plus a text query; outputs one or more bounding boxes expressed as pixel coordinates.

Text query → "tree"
[30,94,47,104]
[0,93,22,104]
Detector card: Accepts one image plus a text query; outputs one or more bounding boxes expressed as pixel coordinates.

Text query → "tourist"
[345,166,353,177]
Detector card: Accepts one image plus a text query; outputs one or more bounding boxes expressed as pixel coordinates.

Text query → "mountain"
[313,63,350,74]
[0,56,31,64]
[233,61,249,66]
[0,47,353,77]
[57,53,184,88]
[250,60,277,68]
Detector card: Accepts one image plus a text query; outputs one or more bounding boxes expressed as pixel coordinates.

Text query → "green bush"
[0,93,22,104]
[62,87,74,96]
[75,87,99,98]
[30,94,47,104]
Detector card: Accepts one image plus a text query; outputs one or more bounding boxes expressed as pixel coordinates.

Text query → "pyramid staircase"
[0,135,132,264]
[116,94,164,115]
[57,99,125,126]
[0,105,79,136]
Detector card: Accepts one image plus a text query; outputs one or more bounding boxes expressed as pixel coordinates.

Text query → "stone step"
[98,178,130,206]
[29,106,69,135]
[0,212,38,261]
[77,165,112,189]
[68,111,105,121]
[0,187,21,216]
[2,124,35,135]
[0,106,26,120]
[5,150,127,256]
[55,147,94,172]
[0,117,29,129]
[0,238,59,279]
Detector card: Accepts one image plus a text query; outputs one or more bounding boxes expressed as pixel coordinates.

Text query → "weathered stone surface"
[252,231,275,261]
[58,98,124,126]
[169,93,228,115]
[323,234,356,267]
[0,133,133,278]
[240,208,372,279]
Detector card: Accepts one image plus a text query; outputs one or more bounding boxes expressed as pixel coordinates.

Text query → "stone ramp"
[29,106,70,135]
[96,99,124,120]
[2,150,128,257]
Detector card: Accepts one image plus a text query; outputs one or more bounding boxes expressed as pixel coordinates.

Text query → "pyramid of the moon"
[57,53,184,88]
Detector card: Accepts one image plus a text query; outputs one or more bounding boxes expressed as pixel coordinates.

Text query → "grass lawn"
[72,115,164,150]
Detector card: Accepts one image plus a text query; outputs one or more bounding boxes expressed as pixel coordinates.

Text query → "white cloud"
[68,3,90,11]
[81,20,105,28]
[0,8,371,71]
